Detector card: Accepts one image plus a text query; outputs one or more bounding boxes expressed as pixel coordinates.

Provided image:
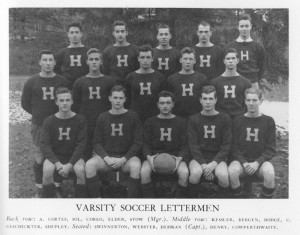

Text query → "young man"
[228,88,276,198]
[188,86,231,198]
[192,21,225,82]
[152,24,181,79]
[141,91,189,198]
[210,48,252,119]
[124,45,165,123]
[21,50,69,196]
[85,85,142,198]
[167,47,207,119]
[102,21,139,85]
[72,48,116,160]
[54,22,89,87]
[227,14,266,89]
[40,87,87,198]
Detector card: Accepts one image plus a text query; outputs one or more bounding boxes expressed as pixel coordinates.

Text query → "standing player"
[227,14,266,89]
[124,45,165,123]
[141,91,189,198]
[102,21,139,85]
[72,48,116,160]
[54,22,89,87]
[21,50,69,196]
[167,47,207,119]
[152,24,181,79]
[40,87,87,198]
[188,86,231,198]
[228,88,276,198]
[192,21,225,82]
[210,48,251,119]
[85,85,142,198]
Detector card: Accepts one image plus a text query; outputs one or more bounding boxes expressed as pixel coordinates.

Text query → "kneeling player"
[141,91,189,198]
[188,86,231,198]
[228,88,276,198]
[85,85,142,198]
[40,87,87,198]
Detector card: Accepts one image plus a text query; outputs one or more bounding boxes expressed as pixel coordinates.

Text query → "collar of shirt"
[236,36,253,42]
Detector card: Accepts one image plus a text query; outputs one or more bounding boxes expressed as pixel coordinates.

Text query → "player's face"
[238,20,252,39]
[113,25,128,43]
[200,92,217,112]
[197,25,212,43]
[109,91,126,110]
[138,51,153,69]
[245,93,262,114]
[224,52,239,70]
[180,53,196,71]
[68,27,83,45]
[157,96,174,115]
[55,93,73,113]
[157,28,172,46]
[87,52,102,71]
[39,54,56,73]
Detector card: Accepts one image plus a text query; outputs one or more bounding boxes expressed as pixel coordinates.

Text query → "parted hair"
[245,88,263,100]
[157,90,175,103]
[110,85,127,96]
[112,20,128,31]
[39,50,55,60]
[201,85,217,99]
[55,87,72,100]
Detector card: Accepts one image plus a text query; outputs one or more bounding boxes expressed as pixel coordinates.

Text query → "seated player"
[188,86,231,198]
[124,45,165,123]
[141,91,189,198]
[21,50,69,196]
[85,85,142,198]
[40,87,87,198]
[72,48,116,160]
[228,88,276,198]
[167,47,207,119]
[210,48,252,120]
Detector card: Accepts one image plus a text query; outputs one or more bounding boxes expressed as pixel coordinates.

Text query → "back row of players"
[21,14,275,198]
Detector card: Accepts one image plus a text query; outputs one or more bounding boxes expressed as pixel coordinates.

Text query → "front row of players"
[39,85,276,198]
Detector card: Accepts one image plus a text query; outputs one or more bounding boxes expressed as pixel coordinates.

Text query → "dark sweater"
[192,45,225,81]
[124,71,165,122]
[210,75,251,118]
[93,110,142,159]
[232,114,277,165]
[152,48,181,79]
[143,116,189,163]
[167,72,207,117]
[102,44,139,85]
[54,46,90,86]
[227,41,266,83]
[40,114,87,165]
[188,112,232,164]
[21,74,69,126]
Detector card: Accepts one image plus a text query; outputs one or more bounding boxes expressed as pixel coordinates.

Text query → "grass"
[261,77,289,102]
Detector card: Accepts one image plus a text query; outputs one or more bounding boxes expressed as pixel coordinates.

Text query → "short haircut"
[238,13,252,24]
[180,47,195,57]
[110,85,126,96]
[157,90,175,103]
[67,22,82,32]
[245,88,263,100]
[39,50,55,60]
[55,87,72,100]
[157,23,171,35]
[112,20,128,31]
[87,48,102,58]
[138,45,153,57]
[201,85,217,99]
[224,48,239,59]
[197,20,211,30]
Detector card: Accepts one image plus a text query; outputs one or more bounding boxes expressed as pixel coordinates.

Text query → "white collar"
[236,36,253,42]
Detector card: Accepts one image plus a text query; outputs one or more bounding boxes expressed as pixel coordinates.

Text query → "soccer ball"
[153,153,176,174]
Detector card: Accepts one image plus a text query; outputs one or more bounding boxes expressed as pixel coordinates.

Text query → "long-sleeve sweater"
[21,74,69,126]
[188,112,232,164]
[40,114,87,165]
[232,114,277,165]
[93,110,142,159]
[227,41,266,83]
[143,116,189,163]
